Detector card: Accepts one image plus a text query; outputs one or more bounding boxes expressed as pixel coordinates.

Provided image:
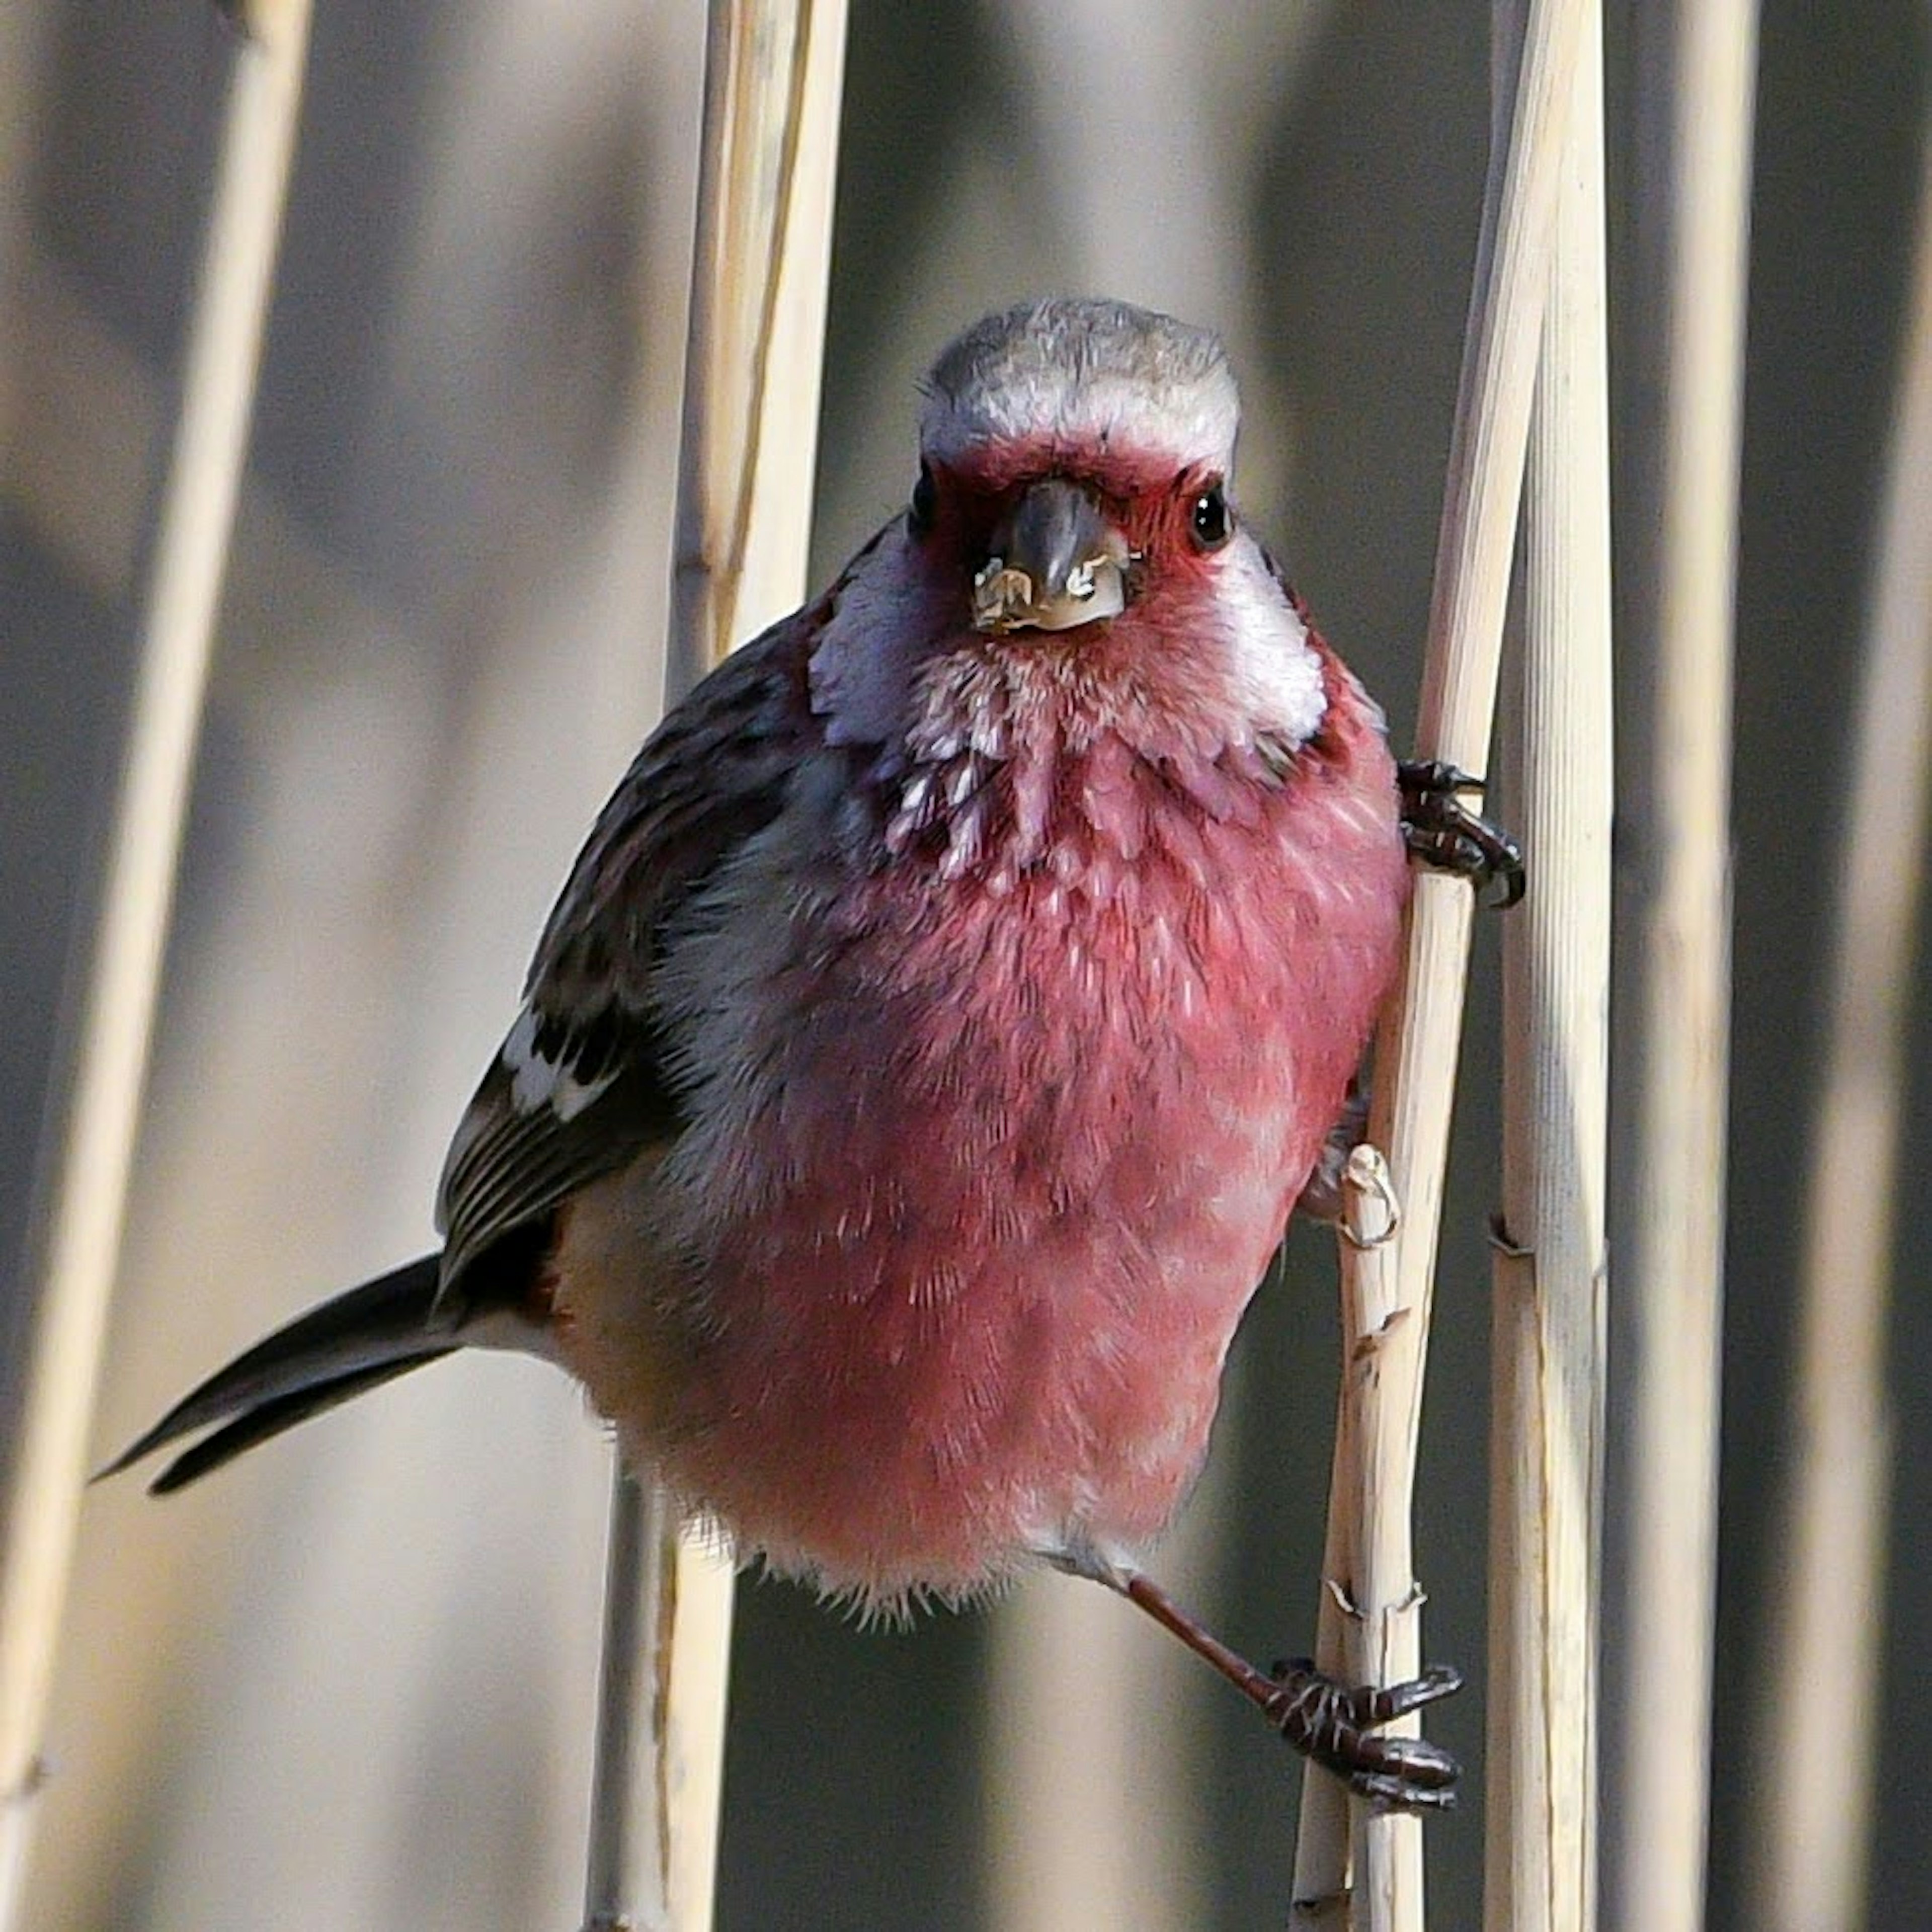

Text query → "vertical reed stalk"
[1744,107,1932,1932]
[1608,7,1756,1929]
[1338,1148,1429,1932]
[1486,8,1612,1927]
[1291,1336,1361,1923]
[581,6,846,1928]
[0,6,312,1923]
[1366,0,1585,1441]
[1290,0,1589,1921]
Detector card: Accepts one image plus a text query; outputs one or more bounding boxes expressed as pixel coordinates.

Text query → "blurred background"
[2,1,1927,1926]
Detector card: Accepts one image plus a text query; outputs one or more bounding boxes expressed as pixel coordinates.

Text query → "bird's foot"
[1113,1571,1460,1814]
[1398,759,1525,908]
[1266,1656,1463,1813]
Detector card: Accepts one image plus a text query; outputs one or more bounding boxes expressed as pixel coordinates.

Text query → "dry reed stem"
[1341,1150,1427,1930]
[1290,2,1588,1921]
[0,6,312,1923]
[1290,1153,1416,1931]
[1744,106,1932,1932]
[1609,8,1756,1930]
[1485,9,1612,1927]
[582,6,846,1929]
[1367,0,1585,1396]
[1290,1376,1359,1923]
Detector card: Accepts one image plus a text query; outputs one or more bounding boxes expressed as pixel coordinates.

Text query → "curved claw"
[1266,1655,1464,1813]
[1398,758,1526,908]
[1351,1770,1459,1815]
[1361,1660,1465,1724]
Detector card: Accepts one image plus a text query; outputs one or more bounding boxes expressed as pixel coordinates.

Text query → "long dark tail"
[103,1254,467,1494]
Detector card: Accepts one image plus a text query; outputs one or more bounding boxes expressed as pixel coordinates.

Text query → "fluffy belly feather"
[556,737,1405,1607]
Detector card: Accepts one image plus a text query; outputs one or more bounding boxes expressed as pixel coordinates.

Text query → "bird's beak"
[971,477,1131,634]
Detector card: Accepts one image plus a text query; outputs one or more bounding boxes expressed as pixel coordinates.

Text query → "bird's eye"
[908,463,938,536]
[1190,481,1233,551]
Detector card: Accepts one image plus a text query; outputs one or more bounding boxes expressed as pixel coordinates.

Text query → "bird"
[111,296,1516,1810]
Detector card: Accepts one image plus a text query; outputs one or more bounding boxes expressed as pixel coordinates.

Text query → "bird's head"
[811,298,1327,762]
[916,296,1241,637]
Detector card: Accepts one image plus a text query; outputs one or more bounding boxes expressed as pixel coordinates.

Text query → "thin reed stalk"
[0,6,312,1923]
[1607,8,1756,1930]
[581,6,846,1928]
[1291,1322,1362,1924]
[1290,1,1589,1921]
[1333,1147,1430,1932]
[1744,105,1932,1932]
[1365,0,1586,1443]
[1486,8,1612,1927]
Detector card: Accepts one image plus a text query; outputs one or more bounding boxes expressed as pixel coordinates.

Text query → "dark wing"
[432,609,819,1312]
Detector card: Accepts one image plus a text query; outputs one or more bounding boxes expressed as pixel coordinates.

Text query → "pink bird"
[113,298,1517,1810]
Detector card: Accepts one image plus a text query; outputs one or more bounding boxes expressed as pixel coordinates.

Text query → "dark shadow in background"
[1718,4,1930,1926]
[1,0,219,1485]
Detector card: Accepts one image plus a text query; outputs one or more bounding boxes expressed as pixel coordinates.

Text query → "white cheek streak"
[1215,543,1328,745]
[502,1005,618,1123]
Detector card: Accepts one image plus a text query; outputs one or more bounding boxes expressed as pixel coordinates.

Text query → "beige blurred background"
[2,1,1927,1926]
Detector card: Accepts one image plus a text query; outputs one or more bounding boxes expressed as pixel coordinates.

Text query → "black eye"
[1190,481,1233,550]
[909,463,938,536]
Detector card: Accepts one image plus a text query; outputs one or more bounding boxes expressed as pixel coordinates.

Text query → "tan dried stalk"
[0,4,313,1922]
[580,6,846,1929]
[1485,8,1612,1928]
[1608,7,1757,1930]
[1290,1,1590,1923]
[1341,1149,1427,1928]
[1744,105,1932,1932]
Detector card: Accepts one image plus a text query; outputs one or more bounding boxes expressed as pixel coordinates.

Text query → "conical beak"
[971,477,1131,633]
